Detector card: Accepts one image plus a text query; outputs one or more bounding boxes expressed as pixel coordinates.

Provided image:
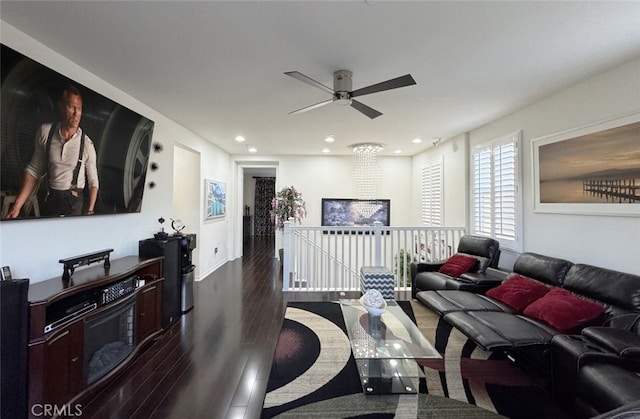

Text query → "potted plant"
[270,186,306,265]
[394,249,416,287]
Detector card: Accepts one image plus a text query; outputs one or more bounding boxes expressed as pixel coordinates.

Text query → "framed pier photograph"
[532,112,640,216]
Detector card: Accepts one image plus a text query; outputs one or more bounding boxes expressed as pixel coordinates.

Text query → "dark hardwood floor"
[79,236,369,419]
[73,237,571,419]
[76,236,276,418]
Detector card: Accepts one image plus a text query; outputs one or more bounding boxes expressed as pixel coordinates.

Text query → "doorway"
[242,167,277,237]
[173,144,200,275]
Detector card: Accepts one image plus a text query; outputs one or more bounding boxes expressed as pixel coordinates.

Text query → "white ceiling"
[2,1,640,157]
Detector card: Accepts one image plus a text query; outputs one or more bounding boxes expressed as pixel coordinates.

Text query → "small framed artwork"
[204,179,226,220]
[1,266,12,281]
[532,112,640,216]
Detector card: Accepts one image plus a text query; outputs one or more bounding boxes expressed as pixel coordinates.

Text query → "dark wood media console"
[27,256,164,416]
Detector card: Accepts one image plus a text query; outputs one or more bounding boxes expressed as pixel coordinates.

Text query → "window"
[421,157,443,226]
[471,131,522,250]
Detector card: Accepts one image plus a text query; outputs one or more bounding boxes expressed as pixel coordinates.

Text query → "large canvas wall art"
[1,44,155,221]
[321,198,390,227]
[532,113,640,216]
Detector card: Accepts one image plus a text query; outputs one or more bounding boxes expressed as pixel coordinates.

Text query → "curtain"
[254,177,275,236]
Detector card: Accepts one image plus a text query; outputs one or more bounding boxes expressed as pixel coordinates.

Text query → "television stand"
[27,256,164,417]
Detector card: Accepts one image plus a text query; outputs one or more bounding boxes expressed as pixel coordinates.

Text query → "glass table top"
[339,299,441,394]
[340,299,441,360]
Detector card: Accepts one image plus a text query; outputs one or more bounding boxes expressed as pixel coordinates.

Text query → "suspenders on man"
[43,123,87,215]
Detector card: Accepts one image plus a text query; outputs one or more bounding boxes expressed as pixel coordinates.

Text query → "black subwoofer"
[1,278,29,419]
[139,238,181,328]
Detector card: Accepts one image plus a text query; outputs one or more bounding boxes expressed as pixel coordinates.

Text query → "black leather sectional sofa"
[413,251,640,418]
[411,235,502,296]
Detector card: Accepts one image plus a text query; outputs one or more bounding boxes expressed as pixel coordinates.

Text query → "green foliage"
[394,249,415,287]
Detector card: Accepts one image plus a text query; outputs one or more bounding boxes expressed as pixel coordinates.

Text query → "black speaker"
[139,238,181,328]
[1,278,29,419]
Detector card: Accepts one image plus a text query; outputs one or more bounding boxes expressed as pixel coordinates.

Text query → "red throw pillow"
[485,274,550,312]
[523,288,606,333]
[439,254,478,278]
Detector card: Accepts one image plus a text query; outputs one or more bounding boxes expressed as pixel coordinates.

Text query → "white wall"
[173,144,201,271]
[472,57,640,274]
[0,23,233,283]
[243,177,256,223]
[231,154,413,255]
[414,57,640,275]
[273,154,413,227]
[411,134,468,228]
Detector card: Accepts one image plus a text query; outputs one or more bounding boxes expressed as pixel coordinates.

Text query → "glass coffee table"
[339,299,441,395]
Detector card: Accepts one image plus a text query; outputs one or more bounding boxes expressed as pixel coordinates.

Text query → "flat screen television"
[1,44,155,220]
[321,198,390,228]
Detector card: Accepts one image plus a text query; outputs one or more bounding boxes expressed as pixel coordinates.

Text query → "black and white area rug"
[262,301,571,418]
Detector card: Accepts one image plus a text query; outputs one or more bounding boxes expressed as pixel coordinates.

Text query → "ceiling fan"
[284,70,416,119]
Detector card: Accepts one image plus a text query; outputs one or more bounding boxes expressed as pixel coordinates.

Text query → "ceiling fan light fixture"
[334,91,352,106]
[284,69,415,119]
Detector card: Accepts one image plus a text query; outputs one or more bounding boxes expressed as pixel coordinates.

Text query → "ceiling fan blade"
[351,100,382,119]
[350,74,416,98]
[289,98,334,115]
[284,71,334,95]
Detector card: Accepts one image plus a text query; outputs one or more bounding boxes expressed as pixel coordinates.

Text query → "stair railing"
[282,220,465,292]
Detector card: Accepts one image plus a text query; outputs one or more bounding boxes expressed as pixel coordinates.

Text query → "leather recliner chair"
[410,235,501,298]
[551,312,640,418]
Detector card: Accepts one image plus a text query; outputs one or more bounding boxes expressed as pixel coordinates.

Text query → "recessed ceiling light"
[324,135,335,143]
[411,138,423,144]
[394,149,403,154]
[248,146,257,153]
[235,135,246,142]
[322,148,331,153]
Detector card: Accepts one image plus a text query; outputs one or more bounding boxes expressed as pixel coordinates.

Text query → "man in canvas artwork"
[7,84,99,218]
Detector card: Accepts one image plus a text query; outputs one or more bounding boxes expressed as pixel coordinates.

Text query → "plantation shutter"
[471,131,521,250]
[473,146,492,236]
[494,141,517,240]
[421,157,443,226]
